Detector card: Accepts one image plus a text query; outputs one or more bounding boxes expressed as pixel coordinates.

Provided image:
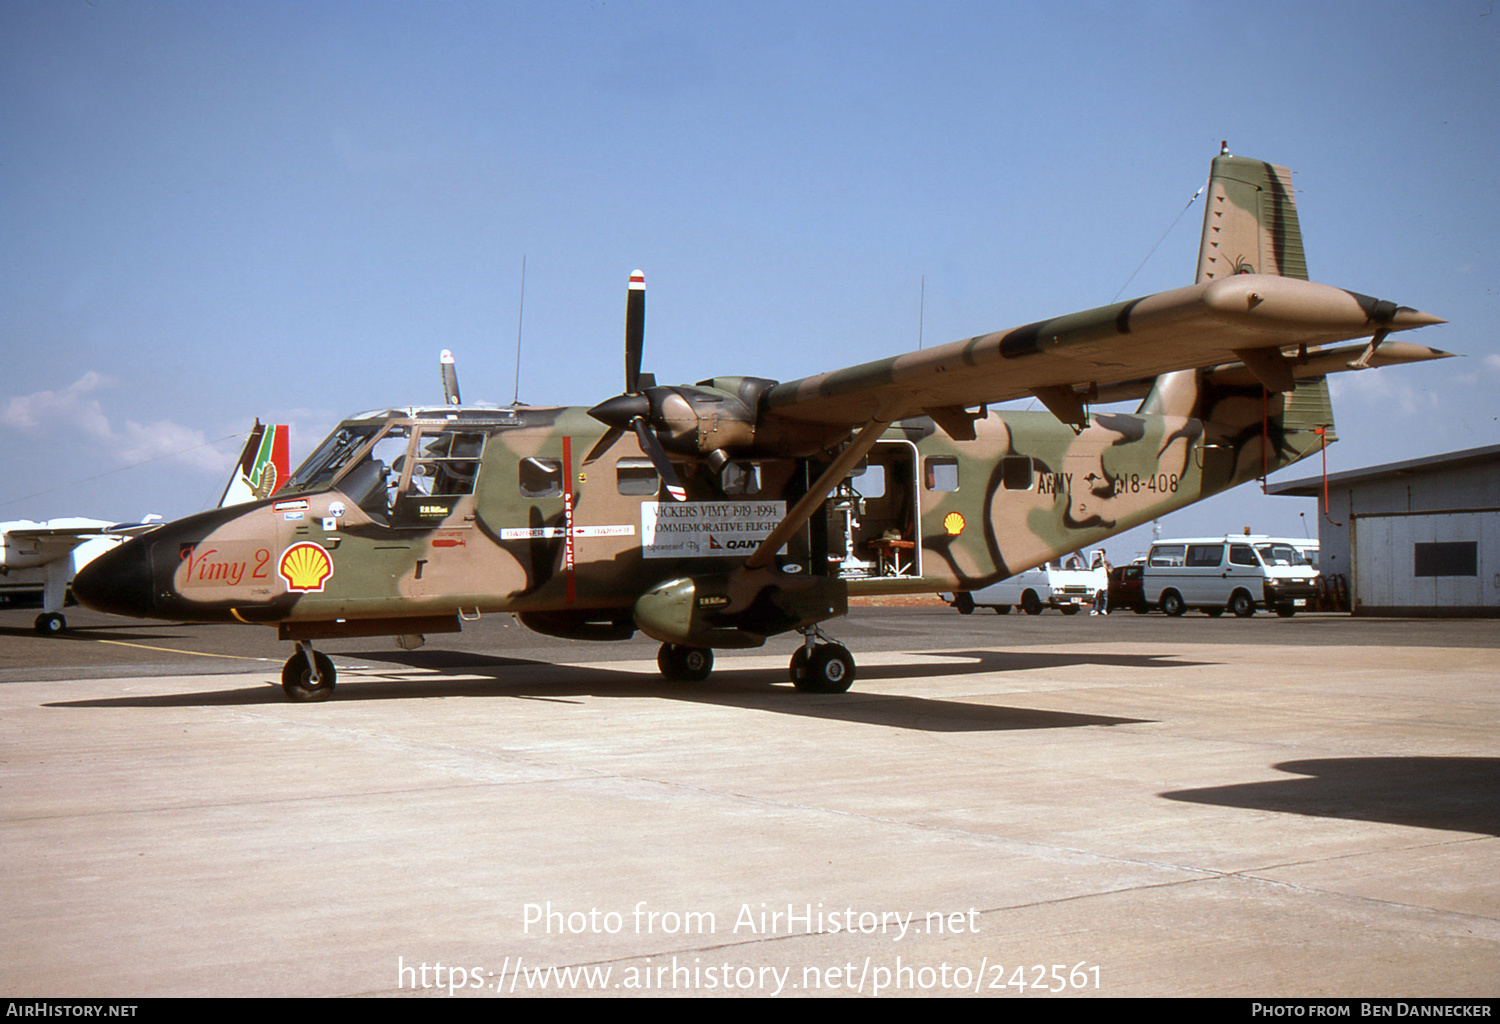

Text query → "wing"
[762,274,1446,430]
[763,150,1446,431]
[4,522,110,569]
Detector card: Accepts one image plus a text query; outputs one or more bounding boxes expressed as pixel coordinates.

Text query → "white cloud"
[1,372,115,438]
[3,373,229,475]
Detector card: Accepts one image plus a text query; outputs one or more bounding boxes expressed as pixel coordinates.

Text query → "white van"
[945,551,1107,615]
[1142,536,1319,617]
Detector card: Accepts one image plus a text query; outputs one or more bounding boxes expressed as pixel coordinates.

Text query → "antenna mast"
[513,255,526,405]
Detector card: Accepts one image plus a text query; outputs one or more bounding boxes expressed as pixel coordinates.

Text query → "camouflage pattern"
[72,150,1450,694]
[1197,152,1308,282]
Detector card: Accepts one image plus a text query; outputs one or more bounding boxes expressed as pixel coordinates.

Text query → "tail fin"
[1196,147,1308,283]
[1143,149,1314,420]
[218,420,290,507]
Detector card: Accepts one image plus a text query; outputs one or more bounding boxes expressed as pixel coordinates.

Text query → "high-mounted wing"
[762,152,1446,433]
[763,274,1445,429]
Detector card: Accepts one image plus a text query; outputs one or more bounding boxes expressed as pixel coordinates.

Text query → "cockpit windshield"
[281,423,386,494]
[279,419,488,525]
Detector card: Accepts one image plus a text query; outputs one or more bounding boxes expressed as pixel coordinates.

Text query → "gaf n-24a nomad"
[74,151,1448,700]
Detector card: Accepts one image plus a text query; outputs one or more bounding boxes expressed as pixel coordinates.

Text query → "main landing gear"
[282,641,336,702]
[654,626,857,693]
[789,631,856,693]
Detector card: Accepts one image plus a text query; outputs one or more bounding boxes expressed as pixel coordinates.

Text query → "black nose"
[72,537,155,618]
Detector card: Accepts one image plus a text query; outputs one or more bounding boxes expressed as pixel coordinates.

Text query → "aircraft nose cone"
[72,537,155,618]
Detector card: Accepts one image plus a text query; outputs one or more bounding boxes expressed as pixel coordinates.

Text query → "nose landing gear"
[282,641,336,702]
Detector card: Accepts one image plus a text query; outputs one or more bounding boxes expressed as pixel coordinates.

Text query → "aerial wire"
[0,431,245,510]
[1111,180,1206,303]
[918,274,925,350]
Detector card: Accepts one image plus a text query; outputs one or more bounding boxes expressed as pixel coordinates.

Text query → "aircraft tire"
[34,613,66,635]
[282,650,337,702]
[1020,591,1043,615]
[791,643,855,693]
[658,643,713,682]
[952,593,975,615]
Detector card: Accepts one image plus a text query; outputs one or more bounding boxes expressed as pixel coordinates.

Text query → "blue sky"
[3,0,1495,558]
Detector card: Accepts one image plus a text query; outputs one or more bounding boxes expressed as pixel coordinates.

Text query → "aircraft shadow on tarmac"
[1162,757,1500,836]
[44,647,1205,733]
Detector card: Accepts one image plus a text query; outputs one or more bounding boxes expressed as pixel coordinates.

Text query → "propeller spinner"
[589,271,687,501]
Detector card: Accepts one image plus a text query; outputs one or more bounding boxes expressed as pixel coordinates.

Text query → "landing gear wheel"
[790,643,855,693]
[953,593,975,615]
[1020,590,1043,615]
[282,649,337,702]
[658,643,713,682]
[34,613,66,635]
[1229,591,1256,618]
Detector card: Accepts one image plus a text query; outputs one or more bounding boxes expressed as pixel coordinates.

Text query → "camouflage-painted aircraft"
[73,150,1448,700]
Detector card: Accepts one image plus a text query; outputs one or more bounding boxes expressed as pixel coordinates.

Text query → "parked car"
[1107,562,1149,613]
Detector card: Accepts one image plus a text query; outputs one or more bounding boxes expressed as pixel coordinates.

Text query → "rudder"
[1196,148,1308,283]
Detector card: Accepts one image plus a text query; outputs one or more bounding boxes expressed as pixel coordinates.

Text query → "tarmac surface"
[2,605,1496,998]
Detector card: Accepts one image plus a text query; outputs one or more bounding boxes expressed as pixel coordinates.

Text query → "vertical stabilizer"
[1196,149,1308,282]
[218,421,291,507]
[1143,150,1314,420]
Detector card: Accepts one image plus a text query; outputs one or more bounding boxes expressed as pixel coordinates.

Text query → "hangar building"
[1268,444,1500,617]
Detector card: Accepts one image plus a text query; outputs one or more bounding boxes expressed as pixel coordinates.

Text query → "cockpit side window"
[409,429,486,497]
[283,419,493,526]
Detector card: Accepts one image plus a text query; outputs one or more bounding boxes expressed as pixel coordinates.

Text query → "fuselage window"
[616,458,660,496]
[520,457,563,498]
[1001,456,1034,490]
[924,457,959,492]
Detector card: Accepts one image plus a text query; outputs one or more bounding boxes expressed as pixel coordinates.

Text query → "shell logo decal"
[943,511,966,537]
[279,542,333,593]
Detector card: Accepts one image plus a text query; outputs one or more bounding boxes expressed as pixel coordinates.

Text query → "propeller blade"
[632,418,686,502]
[625,270,645,394]
[440,349,461,406]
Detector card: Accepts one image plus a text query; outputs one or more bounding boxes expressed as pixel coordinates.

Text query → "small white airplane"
[1,421,289,634]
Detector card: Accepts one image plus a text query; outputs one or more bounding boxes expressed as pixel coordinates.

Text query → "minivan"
[1142,536,1319,617]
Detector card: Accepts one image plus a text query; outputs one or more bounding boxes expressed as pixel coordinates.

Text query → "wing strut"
[743,418,895,572]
